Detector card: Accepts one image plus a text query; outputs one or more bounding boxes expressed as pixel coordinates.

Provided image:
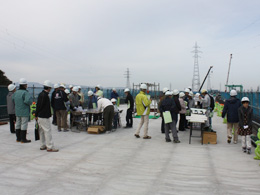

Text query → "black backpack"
[209,95,215,111]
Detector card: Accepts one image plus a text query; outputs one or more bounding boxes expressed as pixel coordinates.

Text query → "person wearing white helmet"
[199,89,211,130]
[77,86,84,105]
[69,86,80,126]
[50,84,60,125]
[95,84,103,98]
[35,80,58,152]
[111,88,119,100]
[87,90,98,124]
[124,88,134,128]
[6,84,16,133]
[222,89,241,144]
[12,78,33,143]
[238,97,253,154]
[53,83,69,132]
[158,87,169,133]
[194,93,202,108]
[97,97,114,132]
[159,91,180,143]
[178,92,187,131]
[111,98,120,130]
[69,85,73,93]
[135,83,152,139]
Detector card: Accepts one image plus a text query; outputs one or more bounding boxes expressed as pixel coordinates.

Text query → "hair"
[44,86,51,90]
[19,84,27,90]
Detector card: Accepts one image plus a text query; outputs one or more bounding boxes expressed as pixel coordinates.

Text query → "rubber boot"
[16,129,21,142]
[21,130,31,143]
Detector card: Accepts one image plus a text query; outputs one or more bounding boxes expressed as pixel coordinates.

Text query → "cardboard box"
[87,126,105,134]
[203,132,217,144]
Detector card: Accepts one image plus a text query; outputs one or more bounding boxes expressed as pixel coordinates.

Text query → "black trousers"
[88,113,98,124]
[103,105,114,131]
[52,109,57,124]
[161,116,165,133]
[126,108,133,127]
[9,114,16,133]
[179,114,186,131]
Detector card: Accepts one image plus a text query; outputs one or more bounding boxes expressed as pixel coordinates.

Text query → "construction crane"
[199,66,213,92]
[225,54,233,92]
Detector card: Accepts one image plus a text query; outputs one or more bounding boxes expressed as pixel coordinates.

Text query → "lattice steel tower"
[192,42,202,91]
[124,68,131,89]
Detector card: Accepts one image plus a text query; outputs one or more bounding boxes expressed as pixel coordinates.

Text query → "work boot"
[247,148,251,154]
[242,147,247,153]
[21,130,31,143]
[165,138,171,142]
[227,136,232,144]
[16,129,21,142]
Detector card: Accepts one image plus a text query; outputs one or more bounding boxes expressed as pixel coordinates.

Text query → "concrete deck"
[0,105,259,195]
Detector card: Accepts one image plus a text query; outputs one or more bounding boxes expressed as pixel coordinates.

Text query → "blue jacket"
[12,88,32,117]
[159,96,178,121]
[111,91,119,99]
[222,97,241,123]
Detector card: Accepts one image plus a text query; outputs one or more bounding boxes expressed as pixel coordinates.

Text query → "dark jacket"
[111,91,119,99]
[51,90,57,109]
[173,95,181,114]
[88,96,94,109]
[53,90,68,110]
[125,93,134,110]
[222,97,241,123]
[35,90,52,118]
[238,106,253,128]
[159,96,178,121]
[6,92,15,115]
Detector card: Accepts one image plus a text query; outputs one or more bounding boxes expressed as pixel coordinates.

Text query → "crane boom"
[225,54,232,92]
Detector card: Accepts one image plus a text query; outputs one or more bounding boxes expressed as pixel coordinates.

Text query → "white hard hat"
[96,84,101,89]
[69,85,73,88]
[241,97,250,102]
[72,86,79,92]
[184,88,190,93]
[88,90,94,96]
[54,84,59,89]
[201,89,207,94]
[195,93,200,98]
[78,86,81,89]
[124,88,130,93]
[179,92,185,98]
[140,83,147,90]
[163,87,169,94]
[43,80,52,88]
[112,88,116,91]
[19,78,27,85]
[189,91,194,97]
[165,91,172,96]
[8,84,16,92]
[65,89,70,94]
[172,89,179,95]
[111,98,117,103]
[230,90,237,96]
[60,84,66,88]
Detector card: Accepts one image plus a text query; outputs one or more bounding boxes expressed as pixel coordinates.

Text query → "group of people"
[222,90,253,154]
[6,78,136,152]
[157,87,215,143]
[6,79,254,154]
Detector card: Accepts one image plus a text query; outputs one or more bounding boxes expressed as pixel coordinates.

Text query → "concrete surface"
[0,105,259,195]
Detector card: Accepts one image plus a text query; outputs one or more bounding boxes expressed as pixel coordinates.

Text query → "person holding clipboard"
[159,91,180,143]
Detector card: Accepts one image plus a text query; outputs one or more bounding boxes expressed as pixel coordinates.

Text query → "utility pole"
[124,68,131,89]
[225,54,232,92]
[192,42,202,92]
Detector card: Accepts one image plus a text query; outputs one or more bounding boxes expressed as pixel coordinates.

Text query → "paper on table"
[163,111,172,124]
[93,103,97,109]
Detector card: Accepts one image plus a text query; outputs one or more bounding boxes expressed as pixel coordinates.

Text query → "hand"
[35,117,38,121]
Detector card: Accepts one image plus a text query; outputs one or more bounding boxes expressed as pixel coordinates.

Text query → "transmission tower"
[191,42,202,92]
[124,68,131,89]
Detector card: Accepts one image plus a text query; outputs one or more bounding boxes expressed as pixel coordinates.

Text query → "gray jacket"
[6,92,15,115]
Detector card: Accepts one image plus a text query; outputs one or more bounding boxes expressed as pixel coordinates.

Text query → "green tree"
[0,70,12,86]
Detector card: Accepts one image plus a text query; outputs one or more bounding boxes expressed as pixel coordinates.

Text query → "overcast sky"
[0,0,260,91]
